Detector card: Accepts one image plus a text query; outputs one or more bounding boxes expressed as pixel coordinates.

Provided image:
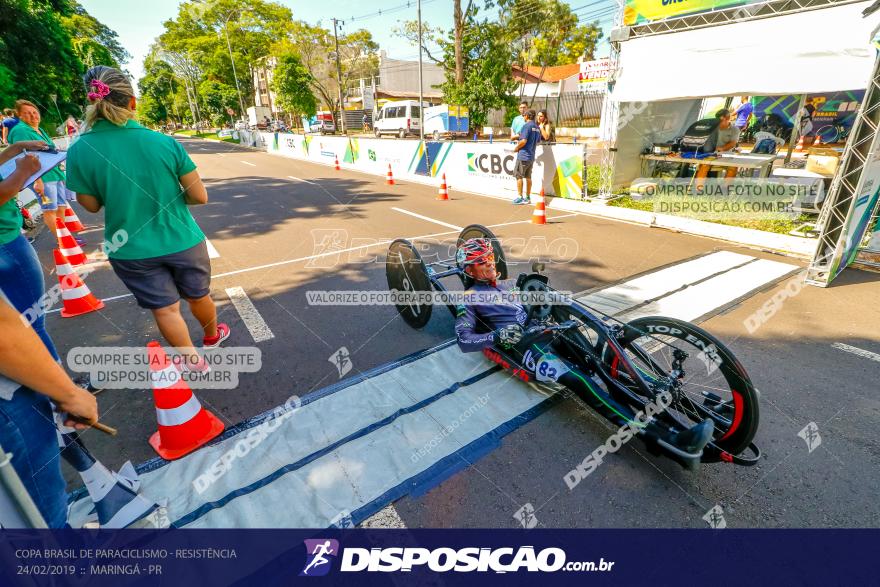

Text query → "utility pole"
[417,0,424,142]
[331,18,346,134]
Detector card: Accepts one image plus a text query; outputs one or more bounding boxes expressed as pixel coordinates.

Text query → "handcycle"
[385,224,761,470]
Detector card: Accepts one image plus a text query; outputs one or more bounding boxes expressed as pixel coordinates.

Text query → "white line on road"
[391,207,463,231]
[287,175,316,185]
[45,215,579,314]
[831,342,880,363]
[225,286,275,343]
[206,239,220,259]
[360,504,407,528]
[241,161,257,167]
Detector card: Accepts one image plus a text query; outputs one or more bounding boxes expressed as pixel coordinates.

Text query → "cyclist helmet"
[457,238,496,284]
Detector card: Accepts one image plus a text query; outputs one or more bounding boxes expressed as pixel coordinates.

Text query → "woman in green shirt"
[8,100,70,234]
[68,66,230,369]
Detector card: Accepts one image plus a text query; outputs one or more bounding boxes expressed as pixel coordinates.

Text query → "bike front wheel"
[608,316,759,456]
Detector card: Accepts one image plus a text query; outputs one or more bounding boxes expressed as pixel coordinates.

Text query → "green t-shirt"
[7,124,65,183]
[65,119,204,260]
[0,178,21,245]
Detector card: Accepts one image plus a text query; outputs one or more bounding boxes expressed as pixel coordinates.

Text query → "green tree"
[281,22,378,118]
[270,53,317,123]
[198,79,238,125]
[0,0,129,130]
[60,1,131,69]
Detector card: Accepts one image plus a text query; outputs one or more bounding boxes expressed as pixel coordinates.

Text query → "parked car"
[374,100,423,138]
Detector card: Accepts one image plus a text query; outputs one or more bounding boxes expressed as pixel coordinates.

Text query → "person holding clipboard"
[67,66,230,371]
[0,140,100,528]
[7,100,71,235]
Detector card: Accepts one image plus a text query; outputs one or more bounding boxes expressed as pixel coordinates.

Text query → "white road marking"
[240,161,256,167]
[360,504,407,529]
[205,239,220,259]
[224,286,275,343]
[391,207,463,231]
[831,342,880,363]
[45,215,578,313]
[287,175,316,185]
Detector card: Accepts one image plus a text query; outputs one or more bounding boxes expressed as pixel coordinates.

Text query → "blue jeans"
[0,234,58,360]
[0,387,68,527]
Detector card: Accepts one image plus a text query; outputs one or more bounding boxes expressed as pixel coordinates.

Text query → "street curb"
[179,135,818,260]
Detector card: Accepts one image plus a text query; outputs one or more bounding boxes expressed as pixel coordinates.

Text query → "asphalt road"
[37,136,880,528]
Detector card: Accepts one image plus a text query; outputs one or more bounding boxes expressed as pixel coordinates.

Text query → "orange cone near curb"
[437,173,449,200]
[386,164,395,185]
[335,157,340,171]
[63,206,85,233]
[147,341,225,461]
[55,217,87,266]
[531,190,547,225]
[54,249,104,318]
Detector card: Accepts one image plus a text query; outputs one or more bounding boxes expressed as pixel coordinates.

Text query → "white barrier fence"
[238,130,587,199]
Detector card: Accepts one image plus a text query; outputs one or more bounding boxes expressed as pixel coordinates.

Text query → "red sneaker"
[203,323,231,349]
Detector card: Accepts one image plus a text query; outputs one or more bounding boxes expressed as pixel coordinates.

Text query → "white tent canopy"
[612,1,880,102]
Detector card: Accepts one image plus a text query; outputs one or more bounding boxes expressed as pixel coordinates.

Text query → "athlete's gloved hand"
[494,324,524,349]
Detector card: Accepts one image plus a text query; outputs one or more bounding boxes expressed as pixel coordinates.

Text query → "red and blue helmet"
[457,238,496,283]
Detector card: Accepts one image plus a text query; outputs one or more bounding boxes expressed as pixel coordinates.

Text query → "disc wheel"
[606,316,759,455]
[456,224,508,280]
[385,239,433,329]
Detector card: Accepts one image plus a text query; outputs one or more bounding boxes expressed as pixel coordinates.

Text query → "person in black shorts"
[512,110,540,205]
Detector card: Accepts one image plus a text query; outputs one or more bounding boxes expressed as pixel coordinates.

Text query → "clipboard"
[0,149,67,188]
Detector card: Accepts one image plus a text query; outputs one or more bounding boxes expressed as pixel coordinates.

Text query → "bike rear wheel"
[608,316,759,456]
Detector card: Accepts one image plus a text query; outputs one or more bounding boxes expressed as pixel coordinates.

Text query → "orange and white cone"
[147,341,225,460]
[795,135,806,152]
[531,190,547,225]
[55,217,87,266]
[335,156,340,171]
[437,173,449,201]
[54,249,104,318]
[63,206,85,233]
[386,164,395,185]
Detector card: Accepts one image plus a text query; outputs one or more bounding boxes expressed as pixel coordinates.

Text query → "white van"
[374,100,423,138]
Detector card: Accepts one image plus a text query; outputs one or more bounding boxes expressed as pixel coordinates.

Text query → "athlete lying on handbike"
[453,237,715,457]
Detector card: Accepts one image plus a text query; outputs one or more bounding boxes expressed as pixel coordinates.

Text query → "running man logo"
[300,538,340,577]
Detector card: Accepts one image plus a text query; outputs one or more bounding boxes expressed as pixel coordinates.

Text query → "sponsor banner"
[832,129,880,279]
[2,529,878,584]
[752,91,864,133]
[624,0,767,25]
[250,133,585,199]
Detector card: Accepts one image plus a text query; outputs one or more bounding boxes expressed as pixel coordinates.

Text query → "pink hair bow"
[87,80,111,101]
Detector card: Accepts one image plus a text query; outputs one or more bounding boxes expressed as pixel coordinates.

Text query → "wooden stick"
[71,417,117,436]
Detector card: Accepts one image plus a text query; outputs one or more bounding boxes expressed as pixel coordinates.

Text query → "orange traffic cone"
[54,249,104,318]
[386,164,395,185]
[437,173,449,201]
[147,341,225,460]
[63,206,85,232]
[335,156,340,171]
[55,217,87,266]
[531,190,547,225]
[795,135,806,152]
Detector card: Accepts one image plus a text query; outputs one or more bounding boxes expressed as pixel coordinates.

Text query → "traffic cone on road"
[531,190,547,225]
[335,156,340,171]
[55,217,87,266]
[63,205,85,233]
[54,249,104,318]
[437,173,449,200]
[386,164,395,185]
[147,341,225,460]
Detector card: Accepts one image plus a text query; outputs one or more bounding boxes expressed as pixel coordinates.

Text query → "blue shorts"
[39,180,69,211]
